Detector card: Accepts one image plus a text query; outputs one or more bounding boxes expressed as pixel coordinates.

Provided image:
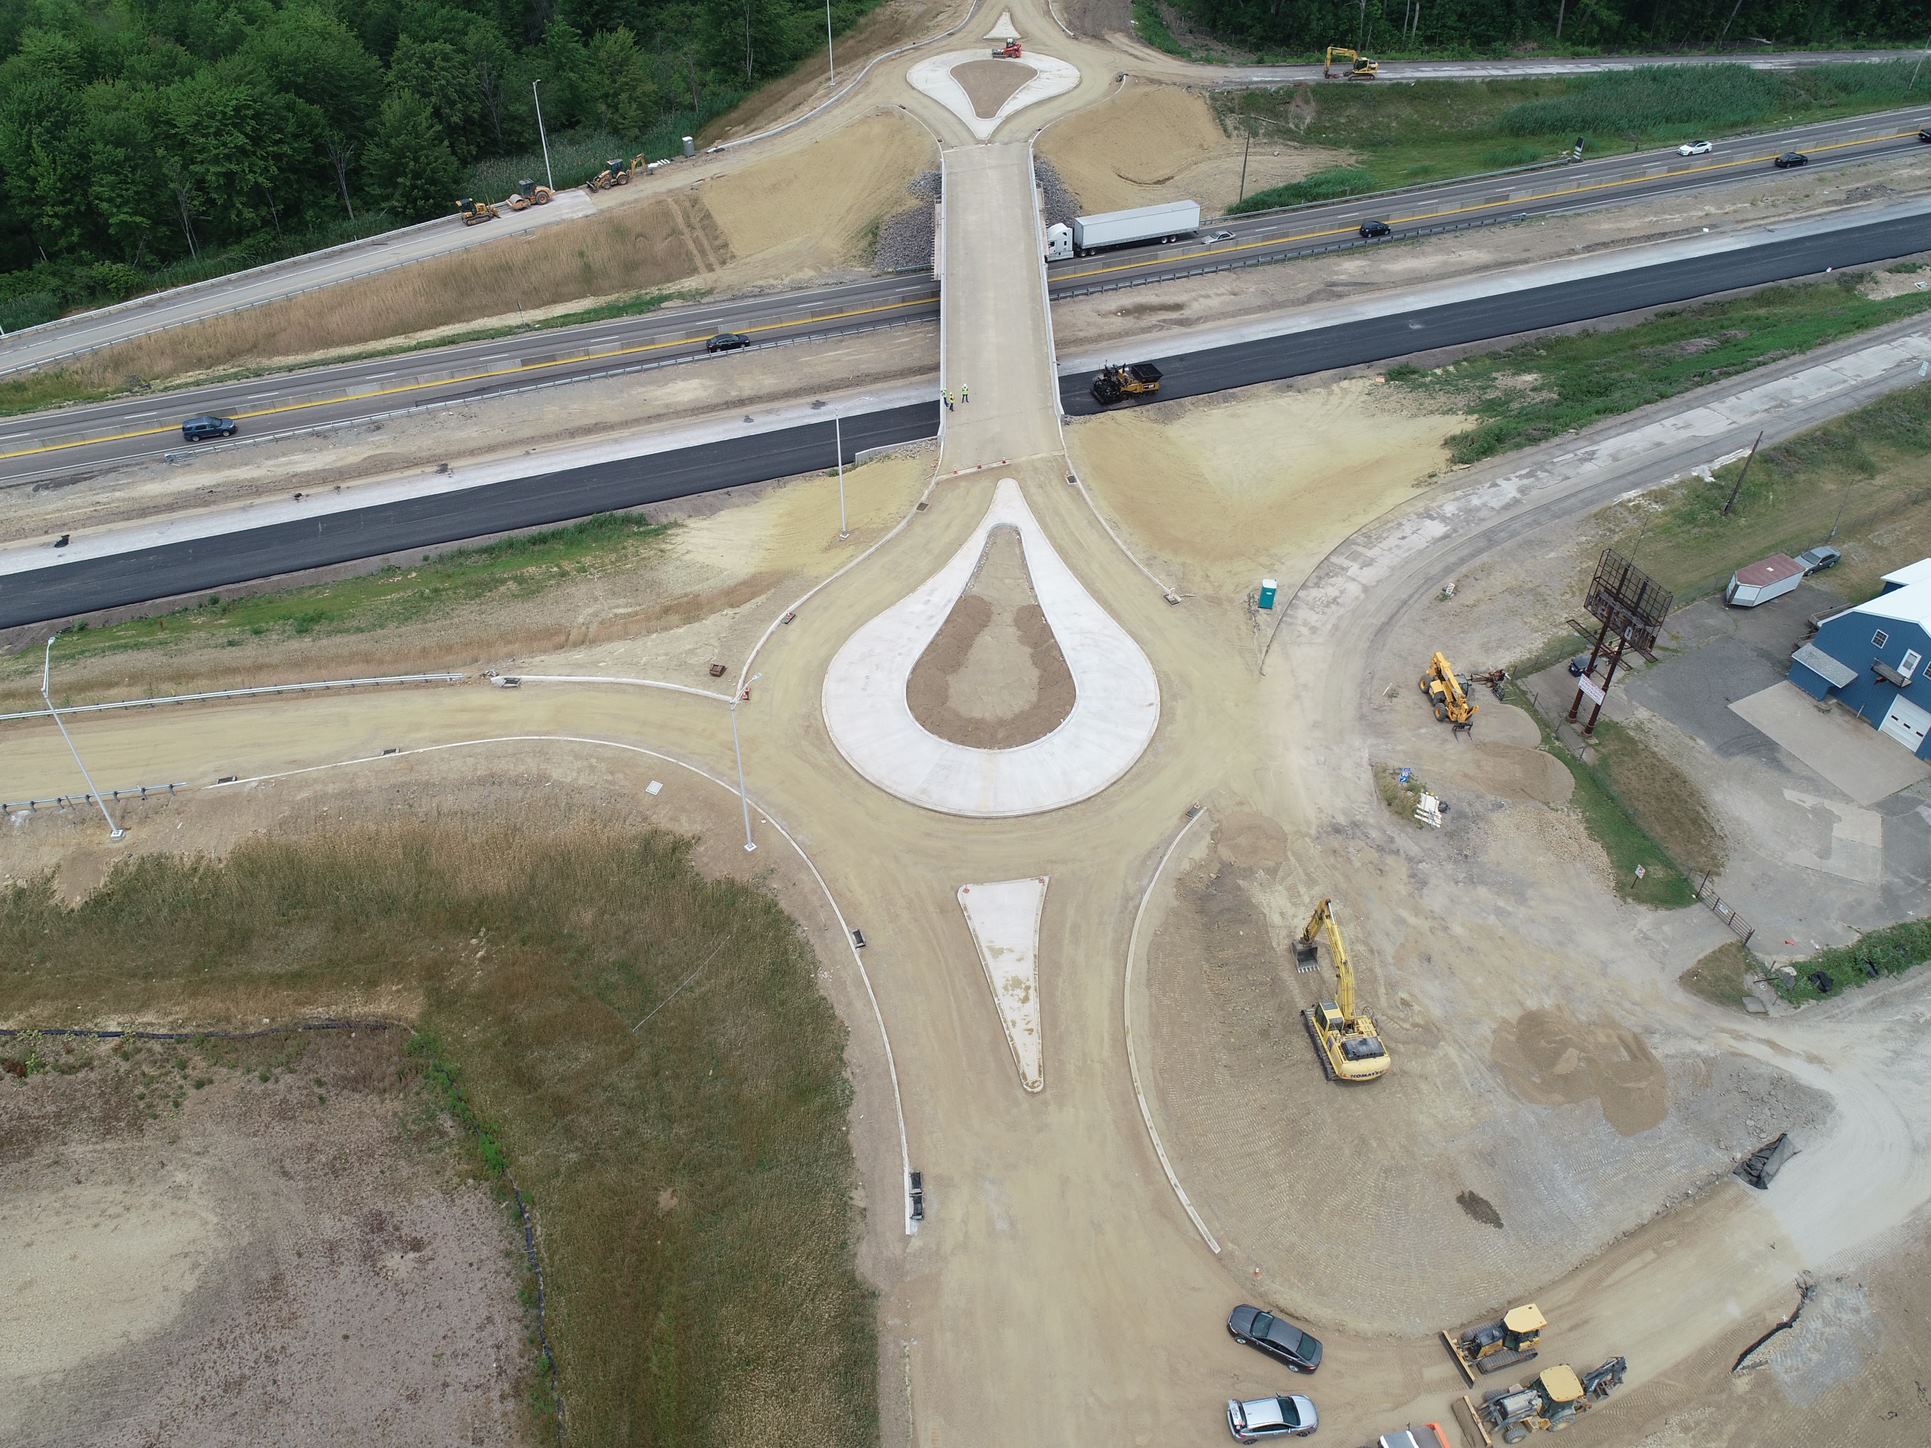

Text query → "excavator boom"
[1295,898,1389,1082]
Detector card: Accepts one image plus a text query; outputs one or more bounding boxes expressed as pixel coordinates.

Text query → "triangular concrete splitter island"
[822,479,1160,817]
[959,878,1047,1092]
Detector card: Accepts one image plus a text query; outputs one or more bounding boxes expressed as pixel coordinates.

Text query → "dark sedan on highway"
[1773,151,1809,169]
[1228,1304,1324,1373]
[705,331,750,353]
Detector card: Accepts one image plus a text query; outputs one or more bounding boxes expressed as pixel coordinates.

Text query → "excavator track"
[1303,1009,1336,1081]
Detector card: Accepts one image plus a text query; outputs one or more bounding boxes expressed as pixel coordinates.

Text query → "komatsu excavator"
[1295,898,1391,1083]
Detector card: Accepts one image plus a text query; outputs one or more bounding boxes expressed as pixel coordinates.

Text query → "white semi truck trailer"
[1044,200,1200,260]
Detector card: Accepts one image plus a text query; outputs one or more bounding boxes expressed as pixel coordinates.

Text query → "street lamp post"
[42,633,124,840]
[835,414,848,539]
[532,79,555,193]
[730,673,763,852]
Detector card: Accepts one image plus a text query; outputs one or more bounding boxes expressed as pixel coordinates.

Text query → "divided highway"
[7,206,1930,628]
[3,107,1926,485]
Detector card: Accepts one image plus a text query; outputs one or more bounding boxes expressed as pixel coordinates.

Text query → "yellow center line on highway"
[1049,128,1924,285]
[0,293,937,463]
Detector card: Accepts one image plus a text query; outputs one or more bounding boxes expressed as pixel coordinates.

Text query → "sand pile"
[1490,1005,1671,1137]
[1039,83,1349,214]
[906,524,1074,748]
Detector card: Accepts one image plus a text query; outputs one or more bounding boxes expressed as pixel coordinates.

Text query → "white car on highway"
[1677,140,1713,156]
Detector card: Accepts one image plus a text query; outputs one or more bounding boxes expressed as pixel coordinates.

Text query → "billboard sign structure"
[1570,548,1672,734]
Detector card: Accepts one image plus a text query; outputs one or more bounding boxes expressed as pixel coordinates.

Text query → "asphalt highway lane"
[5,197,1930,628]
[1059,208,1931,415]
[0,403,937,629]
[3,108,1923,485]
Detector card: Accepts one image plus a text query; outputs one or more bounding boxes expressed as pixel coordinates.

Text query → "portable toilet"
[1725,553,1804,608]
[1258,578,1279,610]
[682,135,695,157]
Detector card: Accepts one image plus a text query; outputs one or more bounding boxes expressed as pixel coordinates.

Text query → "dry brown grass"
[26,197,736,398]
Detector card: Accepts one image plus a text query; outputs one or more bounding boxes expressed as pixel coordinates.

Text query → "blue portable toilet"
[1258,578,1279,610]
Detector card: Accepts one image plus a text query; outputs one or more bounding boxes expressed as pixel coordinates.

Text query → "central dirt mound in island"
[907,524,1075,748]
[953,59,1037,119]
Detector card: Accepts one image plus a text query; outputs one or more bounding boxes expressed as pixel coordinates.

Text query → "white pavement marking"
[907,51,1079,143]
[822,478,1160,817]
[958,878,1048,1092]
[984,10,1019,40]
[204,731,920,1235]
[1123,807,1219,1253]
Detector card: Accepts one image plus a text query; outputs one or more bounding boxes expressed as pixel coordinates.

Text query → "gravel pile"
[906,169,942,202]
[1034,158,1080,229]
[874,206,936,272]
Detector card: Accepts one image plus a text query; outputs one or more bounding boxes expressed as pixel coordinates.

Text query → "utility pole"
[532,80,554,193]
[827,0,836,83]
[1915,30,1930,89]
[835,414,848,538]
[1723,430,1763,516]
[1237,134,1251,206]
[42,633,124,841]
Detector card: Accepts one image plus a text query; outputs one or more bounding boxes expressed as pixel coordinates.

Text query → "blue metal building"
[1790,559,1931,759]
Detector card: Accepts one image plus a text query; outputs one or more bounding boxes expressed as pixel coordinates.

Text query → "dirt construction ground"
[10,362,1931,1443]
[0,1030,531,1448]
[11,4,1931,1444]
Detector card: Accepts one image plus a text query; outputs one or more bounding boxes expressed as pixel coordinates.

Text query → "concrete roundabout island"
[821,478,1159,817]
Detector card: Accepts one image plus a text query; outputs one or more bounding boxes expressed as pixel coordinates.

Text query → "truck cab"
[1044,223,1073,262]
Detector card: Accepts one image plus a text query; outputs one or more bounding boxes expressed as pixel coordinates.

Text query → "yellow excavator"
[1324,46,1379,79]
[1421,651,1478,728]
[1295,898,1391,1083]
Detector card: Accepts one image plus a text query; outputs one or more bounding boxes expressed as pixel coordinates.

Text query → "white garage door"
[1879,694,1931,754]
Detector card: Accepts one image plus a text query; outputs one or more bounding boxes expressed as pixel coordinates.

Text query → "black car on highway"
[180,414,237,441]
[1918,128,1931,143]
[1228,1304,1324,1373]
[1358,219,1392,238]
[1773,151,1809,169]
[705,332,750,353]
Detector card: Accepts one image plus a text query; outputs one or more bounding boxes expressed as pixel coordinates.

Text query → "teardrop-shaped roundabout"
[822,479,1160,817]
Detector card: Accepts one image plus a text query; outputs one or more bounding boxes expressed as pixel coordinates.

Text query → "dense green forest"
[1164,1,1929,56]
[0,0,883,328]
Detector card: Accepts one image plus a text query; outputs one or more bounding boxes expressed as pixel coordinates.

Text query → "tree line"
[1172,0,1930,55]
[0,0,879,326]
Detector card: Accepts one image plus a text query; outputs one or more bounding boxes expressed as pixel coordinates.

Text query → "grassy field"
[4,513,670,686]
[0,818,879,1446]
[1511,682,1699,908]
[1599,377,1931,605]
[0,288,691,419]
[1680,940,1763,1010]
[1220,62,1931,211]
[1387,273,1931,467]
[1771,916,1931,1003]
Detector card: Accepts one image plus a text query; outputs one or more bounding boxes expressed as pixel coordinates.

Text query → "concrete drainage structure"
[822,478,1159,817]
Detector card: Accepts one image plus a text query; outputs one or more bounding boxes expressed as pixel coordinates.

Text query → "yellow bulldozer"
[455,196,499,226]
[507,178,554,210]
[1458,1357,1626,1445]
[584,157,632,193]
[1294,898,1391,1083]
[1421,651,1478,728]
[1443,1304,1547,1384]
[1324,46,1379,79]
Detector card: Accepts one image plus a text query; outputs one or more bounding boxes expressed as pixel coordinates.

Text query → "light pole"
[835,414,848,538]
[532,79,555,193]
[827,0,836,83]
[730,672,763,852]
[42,633,124,840]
